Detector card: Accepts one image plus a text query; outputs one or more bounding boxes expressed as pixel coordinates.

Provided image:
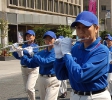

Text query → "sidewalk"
[0,60,21,79]
[0,59,71,100]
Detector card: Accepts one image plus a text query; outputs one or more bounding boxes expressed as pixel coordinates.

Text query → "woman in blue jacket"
[54,11,111,100]
[13,30,39,100]
[18,31,61,100]
[58,36,67,98]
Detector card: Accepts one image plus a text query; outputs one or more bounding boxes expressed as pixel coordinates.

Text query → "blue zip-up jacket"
[54,38,109,92]
[108,46,112,73]
[21,48,55,75]
[12,43,38,65]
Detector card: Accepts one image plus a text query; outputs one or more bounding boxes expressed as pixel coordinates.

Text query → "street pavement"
[0,60,72,100]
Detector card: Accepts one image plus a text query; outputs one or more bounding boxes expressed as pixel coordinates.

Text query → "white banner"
[105,10,111,19]
[17,31,23,43]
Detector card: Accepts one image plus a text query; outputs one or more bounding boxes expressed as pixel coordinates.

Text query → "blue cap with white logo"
[25,30,35,36]
[43,31,57,39]
[105,35,112,41]
[71,11,98,27]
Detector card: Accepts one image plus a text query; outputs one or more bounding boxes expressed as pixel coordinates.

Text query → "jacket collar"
[79,38,101,51]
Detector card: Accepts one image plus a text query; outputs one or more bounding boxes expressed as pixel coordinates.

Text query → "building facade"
[83,0,112,32]
[0,0,83,44]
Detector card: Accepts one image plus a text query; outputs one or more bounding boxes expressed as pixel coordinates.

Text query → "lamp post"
[97,0,99,37]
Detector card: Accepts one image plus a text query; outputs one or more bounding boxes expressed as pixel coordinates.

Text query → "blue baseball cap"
[25,30,35,36]
[105,34,110,36]
[105,35,112,40]
[105,34,111,39]
[58,36,64,39]
[43,31,57,39]
[71,11,98,27]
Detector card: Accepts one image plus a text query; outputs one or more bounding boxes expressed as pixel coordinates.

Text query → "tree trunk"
[1,25,8,48]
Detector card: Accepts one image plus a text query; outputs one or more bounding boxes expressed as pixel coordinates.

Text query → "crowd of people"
[11,11,112,100]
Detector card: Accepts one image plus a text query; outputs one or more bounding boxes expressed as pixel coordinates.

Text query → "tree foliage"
[100,30,112,40]
[0,18,9,48]
[33,25,73,47]
[33,25,50,46]
[56,25,72,38]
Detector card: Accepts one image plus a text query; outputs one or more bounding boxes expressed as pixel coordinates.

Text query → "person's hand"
[54,39,63,59]
[12,43,19,49]
[60,37,72,55]
[9,43,19,52]
[23,46,33,56]
[16,47,23,57]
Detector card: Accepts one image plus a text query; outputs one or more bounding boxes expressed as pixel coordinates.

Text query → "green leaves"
[56,25,72,38]
[33,25,50,46]
[33,25,72,46]
[0,18,8,39]
[100,30,112,40]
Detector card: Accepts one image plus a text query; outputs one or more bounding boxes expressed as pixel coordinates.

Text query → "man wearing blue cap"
[13,30,39,100]
[103,34,111,46]
[18,31,61,100]
[54,11,111,100]
[105,35,112,97]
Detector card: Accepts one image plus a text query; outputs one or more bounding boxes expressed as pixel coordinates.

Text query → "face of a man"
[75,23,99,48]
[44,35,55,45]
[25,34,35,43]
[106,39,112,47]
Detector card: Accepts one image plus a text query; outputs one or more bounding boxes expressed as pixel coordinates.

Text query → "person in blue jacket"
[18,31,61,100]
[103,34,111,46]
[105,35,112,97]
[12,30,39,100]
[58,36,68,98]
[54,11,111,100]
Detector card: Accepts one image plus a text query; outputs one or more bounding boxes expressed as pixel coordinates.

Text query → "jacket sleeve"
[21,55,39,68]
[54,58,69,80]
[12,52,20,60]
[64,50,109,83]
[32,54,55,67]
[109,64,112,73]
[33,46,38,54]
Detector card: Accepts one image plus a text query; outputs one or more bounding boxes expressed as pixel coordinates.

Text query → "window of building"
[59,1,63,13]
[77,6,81,15]
[69,4,73,15]
[54,0,58,13]
[84,6,89,11]
[73,5,77,16]
[72,0,75,3]
[19,0,26,7]
[79,0,81,5]
[75,0,80,5]
[64,2,68,14]
[42,0,47,10]
[27,0,34,8]
[9,0,18,6]
[101,5,106,11]
[35,0,41,9]
[48,0,53,12]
